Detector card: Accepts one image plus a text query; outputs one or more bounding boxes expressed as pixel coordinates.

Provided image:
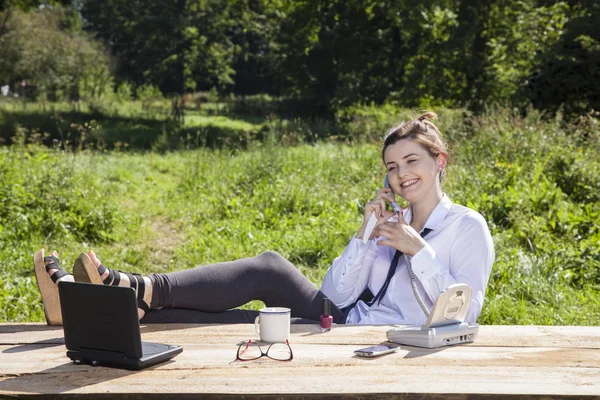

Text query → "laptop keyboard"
[141,341,171,357]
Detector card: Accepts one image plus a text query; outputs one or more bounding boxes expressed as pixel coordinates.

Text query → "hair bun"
[417,111,438,122]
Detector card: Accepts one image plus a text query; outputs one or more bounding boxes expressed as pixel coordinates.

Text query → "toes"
[44,251,59,267]
[87,251,101,268]
[42,250,73,285]
[88,250,110,281]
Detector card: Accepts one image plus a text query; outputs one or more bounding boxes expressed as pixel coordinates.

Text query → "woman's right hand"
[357,188,396,241]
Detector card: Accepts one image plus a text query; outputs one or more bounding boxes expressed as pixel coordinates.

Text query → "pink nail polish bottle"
[320,298,333,332]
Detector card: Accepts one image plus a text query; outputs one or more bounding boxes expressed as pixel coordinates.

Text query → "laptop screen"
[58,281,143,359]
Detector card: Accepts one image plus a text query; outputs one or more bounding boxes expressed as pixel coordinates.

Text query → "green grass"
[0,99,266,150]
[0,105,598,325]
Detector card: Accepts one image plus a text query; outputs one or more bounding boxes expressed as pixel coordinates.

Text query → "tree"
[0,0,71,12]
[227,0,285,95]
[79,0,235,95]
[0,7,112,101]
[526,0,600,116]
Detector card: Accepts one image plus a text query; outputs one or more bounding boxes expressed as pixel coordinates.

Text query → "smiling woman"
[322,111,495,325]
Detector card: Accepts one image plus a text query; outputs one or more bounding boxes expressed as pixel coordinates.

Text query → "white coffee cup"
[254,307,291,343]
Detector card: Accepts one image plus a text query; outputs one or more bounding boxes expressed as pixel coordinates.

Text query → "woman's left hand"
[375,214,427,256]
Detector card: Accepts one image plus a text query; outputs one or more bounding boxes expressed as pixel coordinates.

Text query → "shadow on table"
[3,340,64,353]
[0,361,146,394]
[399,345,446,358]
[0,324,64,351]
[349,343,447,360]
[0,324,62,335]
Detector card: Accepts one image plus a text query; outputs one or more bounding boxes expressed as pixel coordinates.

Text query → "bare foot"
[87,250,153,320]
[45,251,74,284]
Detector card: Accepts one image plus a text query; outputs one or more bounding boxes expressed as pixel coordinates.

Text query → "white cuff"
[410,243,441,281]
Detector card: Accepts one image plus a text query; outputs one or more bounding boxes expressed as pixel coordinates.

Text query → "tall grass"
[0,107,598,325]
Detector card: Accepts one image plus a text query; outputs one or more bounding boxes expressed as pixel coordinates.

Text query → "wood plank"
[1,323,599,398]
[1,364,599,397]
[1,343,599,375]
[2,324,599,349]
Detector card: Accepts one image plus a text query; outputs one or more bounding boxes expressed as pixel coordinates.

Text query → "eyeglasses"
[236,339,293,361]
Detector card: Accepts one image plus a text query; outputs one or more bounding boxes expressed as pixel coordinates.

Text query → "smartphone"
[354,344,398,357]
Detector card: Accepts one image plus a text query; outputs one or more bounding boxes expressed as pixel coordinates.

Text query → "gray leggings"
[140,251,345,324]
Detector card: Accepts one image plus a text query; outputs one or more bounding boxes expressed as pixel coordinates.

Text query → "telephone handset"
[383,175,402,215]
[361,175,400,244]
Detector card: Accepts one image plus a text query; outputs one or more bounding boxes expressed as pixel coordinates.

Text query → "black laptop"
[58,281,182,370]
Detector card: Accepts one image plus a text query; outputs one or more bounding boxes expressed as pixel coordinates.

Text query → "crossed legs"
[37,250,345,324]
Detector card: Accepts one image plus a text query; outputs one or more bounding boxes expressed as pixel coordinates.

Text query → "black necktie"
[369,228,432,306]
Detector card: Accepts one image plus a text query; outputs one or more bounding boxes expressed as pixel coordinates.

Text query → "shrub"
[0,7,113,102]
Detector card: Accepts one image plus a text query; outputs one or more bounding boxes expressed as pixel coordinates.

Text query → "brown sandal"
[73,253,150,313]
[33,249,69,326]
[73,253,103,284]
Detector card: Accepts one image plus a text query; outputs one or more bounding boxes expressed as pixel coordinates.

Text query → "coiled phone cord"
[387,188,432,318]
[404,253,431,317]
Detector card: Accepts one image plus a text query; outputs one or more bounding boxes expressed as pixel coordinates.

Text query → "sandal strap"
[137,298,150,313]
[44,256,70,283]
[123,273,150,313]
[112,269,121,286]
[134,274,145,303]
[99,264,121,286]
[134,275,150,313]
[102,267,113,284]
[50,269,70,283]
[43,256,60,273]
[124,272,137,292]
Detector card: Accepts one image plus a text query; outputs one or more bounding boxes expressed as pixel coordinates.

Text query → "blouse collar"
[401,194,452,233]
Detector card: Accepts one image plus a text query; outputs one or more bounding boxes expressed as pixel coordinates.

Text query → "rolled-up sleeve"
[410,213,495,323]
[321,238,380,308]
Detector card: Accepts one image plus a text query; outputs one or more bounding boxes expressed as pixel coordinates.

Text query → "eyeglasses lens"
[267,343,292,361]
[238,342,263,360]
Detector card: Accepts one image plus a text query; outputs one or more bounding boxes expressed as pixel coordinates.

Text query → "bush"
[0,7,113,102]
[335,104,469,143]
[115,83,134,103]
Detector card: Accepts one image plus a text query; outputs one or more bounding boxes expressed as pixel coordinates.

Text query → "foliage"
[79,0,235,94]
[335,104,469,143]
[0,100,268,149]
[227,1,285,95]
[115,82,133,103]
[524,0,600,116]
[2,1,599,116]
[0,7,112,101]
[0,143,125,321]
[0,107,598,325]
[270,0,578,113]
[0,0,71,11]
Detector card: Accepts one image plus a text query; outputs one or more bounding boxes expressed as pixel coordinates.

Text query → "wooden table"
[1,323,599,399]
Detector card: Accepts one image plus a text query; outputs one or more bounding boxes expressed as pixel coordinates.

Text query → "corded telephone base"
[386,283,478,348]
[386,322,479,348]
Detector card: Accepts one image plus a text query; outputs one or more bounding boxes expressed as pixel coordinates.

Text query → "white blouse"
[321,195,495,325]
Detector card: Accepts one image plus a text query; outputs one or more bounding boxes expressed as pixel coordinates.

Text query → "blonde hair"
[381,112,448,182]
